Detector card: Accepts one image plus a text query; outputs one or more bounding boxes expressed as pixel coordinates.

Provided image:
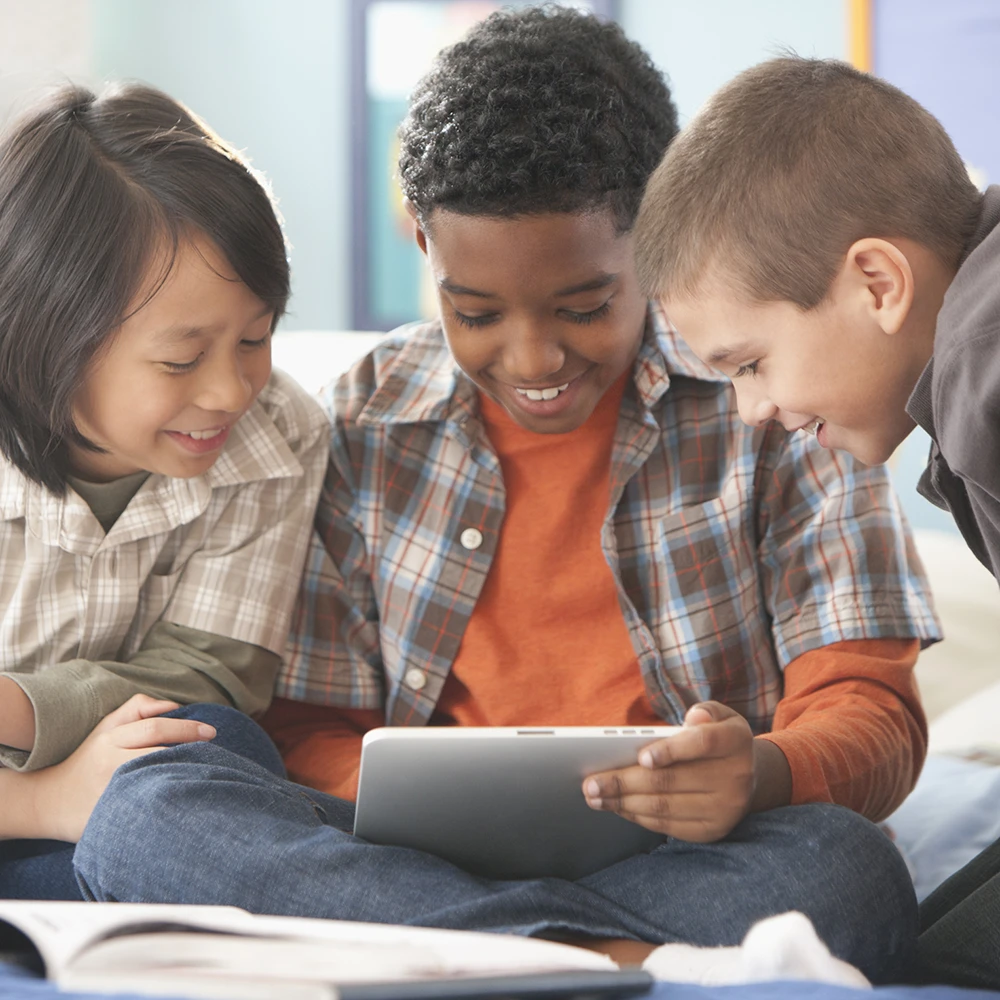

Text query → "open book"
[0,901,650,1000]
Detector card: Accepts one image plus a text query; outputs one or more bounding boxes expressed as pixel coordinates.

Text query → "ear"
[403,198,429,256]
[842,238,914,335]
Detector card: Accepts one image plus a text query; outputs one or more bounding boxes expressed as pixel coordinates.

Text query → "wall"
[0,0,974,534]
[620,0,847,123]
[0,0,93,121]
[1,0,849,332]
[92,0,352,332]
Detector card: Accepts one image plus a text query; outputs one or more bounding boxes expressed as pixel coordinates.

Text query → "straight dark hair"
[0,83,290,494]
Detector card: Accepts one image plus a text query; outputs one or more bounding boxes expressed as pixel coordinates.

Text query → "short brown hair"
[0,83,289,494]
[634,57,982,308]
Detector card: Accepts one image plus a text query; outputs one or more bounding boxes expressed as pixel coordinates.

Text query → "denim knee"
[165,703,286,778]
[787,803,917,982]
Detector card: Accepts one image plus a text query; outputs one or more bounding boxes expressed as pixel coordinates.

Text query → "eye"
[241,332,272,350]
[453,309,499,329]
[562,300,612,325]
[734,360,760,378]
[160,355,202,373]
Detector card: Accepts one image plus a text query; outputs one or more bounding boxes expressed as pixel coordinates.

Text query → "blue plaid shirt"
[280,305,939,733]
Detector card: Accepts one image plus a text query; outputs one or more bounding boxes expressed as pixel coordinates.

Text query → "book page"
[209,913,617,978]
[0,902,254,975]
[0,901,616,989]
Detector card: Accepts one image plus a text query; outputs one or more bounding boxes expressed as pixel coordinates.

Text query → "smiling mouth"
[174,426,227,440]
[798,419,824,436]
[514,382,571,402]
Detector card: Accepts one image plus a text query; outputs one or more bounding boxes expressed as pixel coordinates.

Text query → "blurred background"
[1,0,998,531]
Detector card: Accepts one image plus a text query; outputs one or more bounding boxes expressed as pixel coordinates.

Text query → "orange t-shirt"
[431,371,661,729]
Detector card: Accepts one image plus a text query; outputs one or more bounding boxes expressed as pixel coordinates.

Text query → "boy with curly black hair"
[71,8,935,983]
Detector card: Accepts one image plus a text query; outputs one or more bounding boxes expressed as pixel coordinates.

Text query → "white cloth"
[642,911,870,988]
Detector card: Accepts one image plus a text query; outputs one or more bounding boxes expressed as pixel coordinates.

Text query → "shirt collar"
[204,374,304,488]
[356,304,727,429]
[905,185,1000,439]
[906,357,936,438]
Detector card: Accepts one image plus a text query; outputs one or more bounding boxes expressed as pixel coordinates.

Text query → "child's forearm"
[762,638,924,820]
[0,676,37,751]
[0,767,47,839]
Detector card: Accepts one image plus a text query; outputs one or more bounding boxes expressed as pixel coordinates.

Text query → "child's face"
[69,233,273,482]
[664,278,921,467]
[417,208,648,434]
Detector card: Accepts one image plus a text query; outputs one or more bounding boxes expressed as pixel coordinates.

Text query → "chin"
[849,439,898,468]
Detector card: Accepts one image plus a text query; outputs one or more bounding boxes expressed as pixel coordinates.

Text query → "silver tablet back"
[353,726,678,881]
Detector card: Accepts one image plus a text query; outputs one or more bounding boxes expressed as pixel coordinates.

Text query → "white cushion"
[912,529,1000,723]
[272,330,387,396]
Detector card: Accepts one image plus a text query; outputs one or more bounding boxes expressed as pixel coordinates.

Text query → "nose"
[195,350,258,414]
[503,321,566,385]
[733,383,777,428]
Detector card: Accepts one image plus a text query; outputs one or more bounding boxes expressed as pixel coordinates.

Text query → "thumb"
[683,700,734,727]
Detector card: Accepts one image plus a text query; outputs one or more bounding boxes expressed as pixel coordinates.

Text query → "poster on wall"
[351,0,617,331]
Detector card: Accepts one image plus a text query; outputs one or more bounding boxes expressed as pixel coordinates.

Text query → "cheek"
[248,352,273,395]
[441,326,494,375]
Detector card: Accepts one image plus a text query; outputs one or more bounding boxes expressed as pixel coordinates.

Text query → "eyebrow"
[707,343,749,365]
[439,279,495,300]
[151,305,273,344]
[438,272,619,300]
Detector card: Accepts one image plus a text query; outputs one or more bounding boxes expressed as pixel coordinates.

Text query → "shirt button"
[404,668,427,691]
[460,527,483,550]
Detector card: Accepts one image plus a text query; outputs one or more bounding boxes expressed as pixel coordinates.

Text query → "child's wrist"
[750,737,793,813]
[0,768,48,839]
[0,676,37,751]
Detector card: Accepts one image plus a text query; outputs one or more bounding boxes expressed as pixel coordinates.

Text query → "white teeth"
[516,383,570,402]
[181,428,222,441]
[800,420,820,436]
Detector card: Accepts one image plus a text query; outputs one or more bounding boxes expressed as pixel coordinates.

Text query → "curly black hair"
[398,4,677,232]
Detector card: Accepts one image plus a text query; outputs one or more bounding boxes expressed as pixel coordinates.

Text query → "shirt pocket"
[651,494,775,717]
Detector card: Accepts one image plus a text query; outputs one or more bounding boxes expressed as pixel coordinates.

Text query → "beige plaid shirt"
[1,368,329,769]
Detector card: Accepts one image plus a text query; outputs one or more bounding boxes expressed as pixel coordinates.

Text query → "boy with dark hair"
[72,11,933,983]
[633,55,999,990]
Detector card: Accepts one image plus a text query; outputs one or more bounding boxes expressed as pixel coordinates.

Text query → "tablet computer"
[353,726,680,881]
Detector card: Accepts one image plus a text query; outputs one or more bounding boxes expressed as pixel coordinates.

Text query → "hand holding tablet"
[583,702,792,843]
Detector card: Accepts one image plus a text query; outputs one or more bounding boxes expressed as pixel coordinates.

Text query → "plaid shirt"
[281,307,939,733]
[1,369,329,764]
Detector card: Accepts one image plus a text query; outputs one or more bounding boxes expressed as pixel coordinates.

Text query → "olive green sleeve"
[0,622,280,772]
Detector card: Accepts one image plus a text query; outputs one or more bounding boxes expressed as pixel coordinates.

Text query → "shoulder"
[321,320,458,428]
[932,261,1000,484]
[205,369,329,488]
[253,368,330,454]
[934,189,1000,404]
[0,456,30,523]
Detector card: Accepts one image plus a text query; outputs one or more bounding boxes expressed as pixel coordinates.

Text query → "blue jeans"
[0,703,285,902]
[914,834,1000,990]
[66,706,916,983]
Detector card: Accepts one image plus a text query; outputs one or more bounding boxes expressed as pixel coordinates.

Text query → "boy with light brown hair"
[633,55,998,990]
